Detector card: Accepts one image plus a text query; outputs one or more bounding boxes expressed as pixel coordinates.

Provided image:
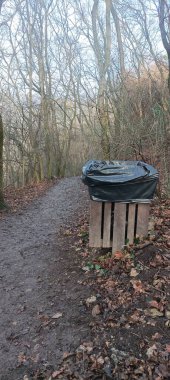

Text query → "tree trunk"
[158,0,170,193]
[0,114,6,209]
[91,0,111,160]
[0,1,7,209]
[159,0,170,92]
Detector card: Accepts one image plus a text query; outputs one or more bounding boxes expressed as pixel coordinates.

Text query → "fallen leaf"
[52,312,63,319]
[146,344,157,358]
[165,310,170,319]
[130,268,139,277]
[149,308,164,318]
[82,266,90,272]
[78,344,86,351]
[82,342,93,353]
[155,218,163,226]
[76,344,87,358]
[23,376,29,380]
[96,356,105,365]
[92,304,101,317]
[63,352,71,359]
[105,279,116,289]
[148,220,155,230]
[64,229,71,236]
[86,296,97,305]
[114,251,124,259]
[153,277,165,289]
[152,332,162,340]
[157,363,170,378]
[30,353,40,363]
[130,280,145,293]
[129,310,144,323]
[18,353,27,364]
[166,344,170,353]
[148,300,159,309]
[146,320,156,326]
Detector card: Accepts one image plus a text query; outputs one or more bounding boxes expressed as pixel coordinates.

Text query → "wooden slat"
[136,204,150,237]
[127,204,136,244]
[89,201,102,247]
[112,203,126,254]
[103,202,112,248]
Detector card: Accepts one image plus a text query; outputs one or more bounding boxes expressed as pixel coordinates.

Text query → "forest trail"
[0,177,91,379]
[0,178,169,380]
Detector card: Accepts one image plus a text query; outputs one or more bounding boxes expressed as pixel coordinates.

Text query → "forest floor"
[0,178,169,380]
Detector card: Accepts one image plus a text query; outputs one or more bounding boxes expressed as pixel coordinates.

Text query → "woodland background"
[0,0,170,207]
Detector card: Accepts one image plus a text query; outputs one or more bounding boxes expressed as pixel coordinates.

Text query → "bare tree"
[158,0,170,191]
[0,0,170,193]
[158,0,170,91]
[0,0,6,209]
[0,114,5,208]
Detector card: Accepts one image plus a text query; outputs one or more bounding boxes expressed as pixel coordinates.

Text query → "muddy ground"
[0,177,92,379]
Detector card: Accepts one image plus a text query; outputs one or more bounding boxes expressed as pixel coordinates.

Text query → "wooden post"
[103,202,112,247]
[89,201,102,247]
[127,204,136,244]
[112,203,126,254]
[136,204,150,237]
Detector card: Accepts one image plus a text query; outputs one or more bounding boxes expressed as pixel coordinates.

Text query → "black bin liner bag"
[82,160,158,202]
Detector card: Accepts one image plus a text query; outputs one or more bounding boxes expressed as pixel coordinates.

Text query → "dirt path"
[0,177,91,379]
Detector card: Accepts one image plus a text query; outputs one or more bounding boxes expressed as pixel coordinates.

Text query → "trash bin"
[82,160,158,253]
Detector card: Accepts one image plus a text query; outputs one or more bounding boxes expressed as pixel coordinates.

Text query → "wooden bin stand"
[89,201,150,254]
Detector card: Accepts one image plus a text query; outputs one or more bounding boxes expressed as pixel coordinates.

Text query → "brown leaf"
[92,304,101,317]
[148,300,159,309]
[62,351,71,359]
[130,268,139,277]
[105,279,116,289]
[96,356,105,365]
[146,344,157,358]
[114,251,124,260]
[83,342,94,353]
[166,344,170,353]
[130,280,145,293]
[18,353,27,364]
[152,332,162,340]
[153,277,165,289]
[129,310,145,324]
